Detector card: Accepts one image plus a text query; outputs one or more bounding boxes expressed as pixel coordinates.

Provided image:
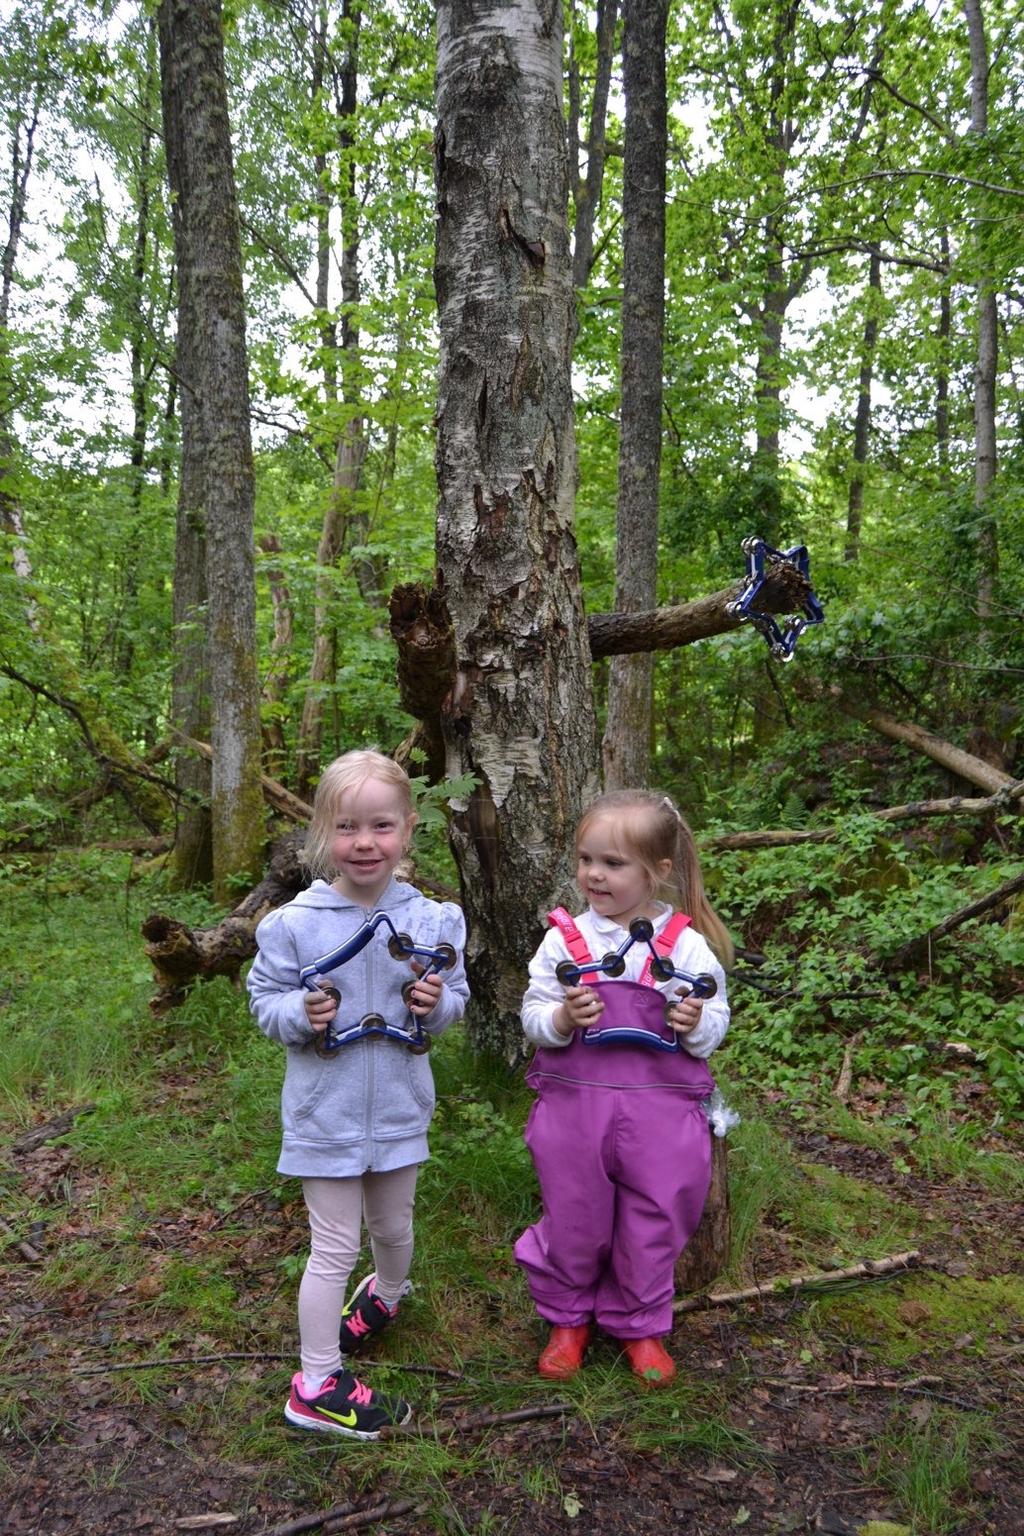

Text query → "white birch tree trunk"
[435,0,599,1057]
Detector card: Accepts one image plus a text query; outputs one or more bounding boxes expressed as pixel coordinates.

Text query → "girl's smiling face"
[575,812,670,929]
[329,777,414,905]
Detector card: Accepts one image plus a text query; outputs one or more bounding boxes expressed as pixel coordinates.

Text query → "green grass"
[861,1407,1002,1534]
[828,1102,1024,1195]
[807,1274,1024,1369]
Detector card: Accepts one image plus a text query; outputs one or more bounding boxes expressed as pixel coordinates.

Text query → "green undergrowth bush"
[703,819,1023,1127]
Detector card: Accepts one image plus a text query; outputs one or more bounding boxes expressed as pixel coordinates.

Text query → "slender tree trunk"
[569,0,619,290]
[0,53,170,835]
[963,0,998,620]
[158,0,265,900]
[295,0,370,798]
[258,533,293,781]
[435,0,599,1059]
[845,249,881,563]
[936,228,951,487]
[602,0,668,789]
[0,44,41,553]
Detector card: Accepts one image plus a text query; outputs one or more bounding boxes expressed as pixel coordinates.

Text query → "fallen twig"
[0,1216,42,1263]
[69,1351,464,1380]
[455,1401,573,1430]
[766,1372,942,1394]
[674,1250,921,1314]
[323,1502,421,1534]
[70,1352,292,1376]
[208,1187,272,1229]
[762,1373,976,1409]
[175,1517,240,1532]
[358,1356,466,1380]
[833,1030,864,1104]
[10,1104,96,1154]
[261,1498,420,1536]
[383,1399,574,1442]
[883,869,1024,972]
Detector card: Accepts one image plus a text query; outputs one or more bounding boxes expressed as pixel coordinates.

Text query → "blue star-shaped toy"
[725,536,825,661]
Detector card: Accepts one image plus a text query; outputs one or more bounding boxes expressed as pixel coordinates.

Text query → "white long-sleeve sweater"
[521,903,730,1059]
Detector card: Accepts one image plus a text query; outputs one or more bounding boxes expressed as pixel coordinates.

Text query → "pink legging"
[298,1164,418,1380]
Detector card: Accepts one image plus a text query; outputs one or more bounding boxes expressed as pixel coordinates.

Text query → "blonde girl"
[248,750,469,1438]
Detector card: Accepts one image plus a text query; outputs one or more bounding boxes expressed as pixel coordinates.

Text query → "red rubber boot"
[622,1337,676,1387]
[537,1324,592,1381]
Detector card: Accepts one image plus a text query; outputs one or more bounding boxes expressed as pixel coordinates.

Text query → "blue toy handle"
[297,909,389,983]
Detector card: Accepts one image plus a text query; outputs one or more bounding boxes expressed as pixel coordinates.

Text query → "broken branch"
[0,1216,42,1264]
[705,779,1024,850]
[882,868,1024,973]
[261,1499,420,1536]
[673,1250,921,1313]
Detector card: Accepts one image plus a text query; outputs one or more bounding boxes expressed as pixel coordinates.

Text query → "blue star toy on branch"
[725,536,825,662]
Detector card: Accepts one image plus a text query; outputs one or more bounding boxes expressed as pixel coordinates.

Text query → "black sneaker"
[339,1272,410,1354]
[284,1367,412,1439]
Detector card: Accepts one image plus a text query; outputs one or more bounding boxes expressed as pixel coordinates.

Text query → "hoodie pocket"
[284,1049,333,1122]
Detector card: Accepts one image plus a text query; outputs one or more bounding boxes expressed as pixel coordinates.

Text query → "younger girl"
[247,749,468,1438]
[514,790,731,1388]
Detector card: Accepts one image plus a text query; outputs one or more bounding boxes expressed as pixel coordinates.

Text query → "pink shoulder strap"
[547,907,593,965]
[638,911,692,987]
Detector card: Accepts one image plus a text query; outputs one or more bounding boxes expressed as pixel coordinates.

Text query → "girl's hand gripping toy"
[555,916,717,1054]
[300,910,457,1058]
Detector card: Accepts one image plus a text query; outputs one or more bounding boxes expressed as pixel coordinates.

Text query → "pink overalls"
[514,909,715,1339]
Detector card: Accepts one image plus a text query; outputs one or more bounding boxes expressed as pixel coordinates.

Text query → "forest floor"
[3,1083,1023,1536]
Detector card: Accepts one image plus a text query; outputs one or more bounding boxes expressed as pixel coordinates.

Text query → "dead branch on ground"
[673,1250,921,1313]
[796,682,1016,796]
[0,1216,42,1263]
[141,828,308,1012]
[10,1104,95,1154]
[882,868,1024,973]
[261,1498,421,1536]
[70,1352,463,1380]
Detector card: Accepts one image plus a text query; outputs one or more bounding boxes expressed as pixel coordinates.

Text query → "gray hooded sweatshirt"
[247,878,469,1177]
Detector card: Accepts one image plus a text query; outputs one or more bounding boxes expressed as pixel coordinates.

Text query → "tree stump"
[675,1133,730,1295]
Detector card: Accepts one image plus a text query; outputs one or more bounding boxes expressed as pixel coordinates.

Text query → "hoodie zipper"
[364,925,375,1169]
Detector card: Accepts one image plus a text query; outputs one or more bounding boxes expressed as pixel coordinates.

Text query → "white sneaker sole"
[283,1398,413,1440]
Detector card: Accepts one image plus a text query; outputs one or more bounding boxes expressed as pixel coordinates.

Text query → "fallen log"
[804,684,1016,797]
[705,779,1024,850]
[141,829,309,1013]
[141,841,441,1013]
[10,1104,96,1154]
